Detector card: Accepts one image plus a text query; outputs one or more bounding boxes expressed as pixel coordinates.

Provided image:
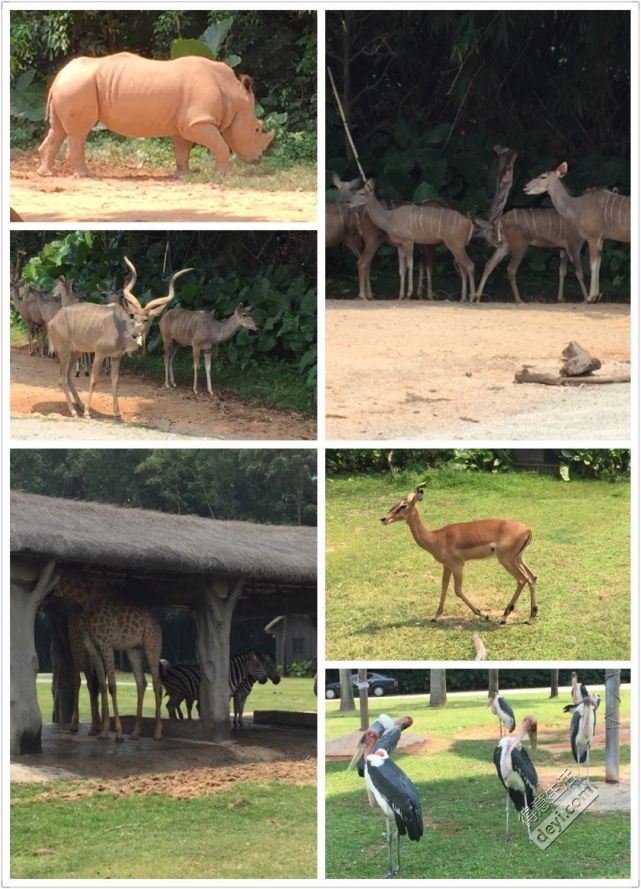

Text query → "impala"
[381,486,537,624]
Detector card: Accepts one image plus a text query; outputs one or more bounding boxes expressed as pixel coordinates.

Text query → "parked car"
[325,672,399,699]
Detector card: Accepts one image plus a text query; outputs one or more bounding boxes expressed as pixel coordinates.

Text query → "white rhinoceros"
[37,52,275,178]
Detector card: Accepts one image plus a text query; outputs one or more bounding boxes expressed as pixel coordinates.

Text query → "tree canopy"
[10,449,317,526]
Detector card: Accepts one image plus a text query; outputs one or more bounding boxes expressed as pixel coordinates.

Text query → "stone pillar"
[10,558,57,755]
[194,576,243,741]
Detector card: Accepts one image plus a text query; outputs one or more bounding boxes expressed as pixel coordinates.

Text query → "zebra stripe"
[159,653,281,726]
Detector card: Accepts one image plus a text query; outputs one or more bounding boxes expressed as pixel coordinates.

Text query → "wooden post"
[488,669,499,696]
[604,669,621,784]
[194,576,243,742]
[357,668,369,730]
[10,558,57,755]
[339,669,355,712]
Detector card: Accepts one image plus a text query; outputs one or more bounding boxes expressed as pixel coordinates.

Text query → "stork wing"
[368,759,424,841]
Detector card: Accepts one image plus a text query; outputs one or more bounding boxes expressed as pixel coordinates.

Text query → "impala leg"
[452,564,486,618]
[432,566,451,621]
[499,551,537,623]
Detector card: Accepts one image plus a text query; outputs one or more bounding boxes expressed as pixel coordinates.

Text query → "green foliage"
[559,449,630,482]
[450,449,514,473]
[326,449,457,474]
[287,659,316,678]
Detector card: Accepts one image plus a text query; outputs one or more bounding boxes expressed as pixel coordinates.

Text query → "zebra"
[159,652,281,727]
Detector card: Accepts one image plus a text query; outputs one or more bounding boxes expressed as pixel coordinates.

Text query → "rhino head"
[223,74,275,164]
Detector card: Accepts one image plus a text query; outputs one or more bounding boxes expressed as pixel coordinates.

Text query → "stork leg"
[523,795,532,841]
[585,748,591,787]
[504,793,511,842]
[395,828,401,875]
[383,818,394,879]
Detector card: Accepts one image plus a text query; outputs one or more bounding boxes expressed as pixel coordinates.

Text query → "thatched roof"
[10,491,316,584]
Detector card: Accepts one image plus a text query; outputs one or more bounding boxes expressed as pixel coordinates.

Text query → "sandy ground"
[10,347,316,440]
[10,154,316,223]
[11,720,316,799]
[325,301,630,440]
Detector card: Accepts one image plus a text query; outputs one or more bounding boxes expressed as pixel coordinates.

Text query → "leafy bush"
[450,449,514,473]
[559,449,630,482]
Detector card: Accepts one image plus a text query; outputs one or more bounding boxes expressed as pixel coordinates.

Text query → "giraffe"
[54,568,163,741]
[67,610,101,736]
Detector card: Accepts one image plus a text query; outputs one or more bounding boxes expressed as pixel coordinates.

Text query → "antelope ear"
[557,162,568,178]
[365,178,375,193]
[331,172,341,188]
[415,486,424,501]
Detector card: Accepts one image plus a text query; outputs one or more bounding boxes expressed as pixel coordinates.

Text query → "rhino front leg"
[172,136,193,177]
[178,123,231,175]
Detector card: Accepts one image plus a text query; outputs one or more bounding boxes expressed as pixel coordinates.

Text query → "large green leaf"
[170,39,215,60]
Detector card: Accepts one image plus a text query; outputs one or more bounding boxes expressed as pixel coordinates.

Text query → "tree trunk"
[10,558,58,755]
[549,669,559,699]
[194,576,243,741]
[429,669,447,707]
[488,669,499,696]
[339,669,355,711]
[604,669,620,784]
[358,668,369,730]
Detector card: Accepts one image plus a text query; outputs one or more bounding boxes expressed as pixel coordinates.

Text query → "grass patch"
[35,675,316,724]
[326,470,630,659]
[12,780,316,879]
[326,688,630,879]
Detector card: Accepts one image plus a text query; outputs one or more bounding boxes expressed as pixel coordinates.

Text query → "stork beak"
[347,741,366,772]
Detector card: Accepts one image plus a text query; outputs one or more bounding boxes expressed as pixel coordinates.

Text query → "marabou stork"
[364,746,423,878]
[563,672,590,712]
[570,694,599,786]
[493,715,538,842]
[489,691,516,738]
[348,714,413,777]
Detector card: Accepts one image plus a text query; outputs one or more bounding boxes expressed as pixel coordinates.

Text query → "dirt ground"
[10,347,316,440]
[11,720,316,800]
[326,301,630,440]
[10,154,316,223]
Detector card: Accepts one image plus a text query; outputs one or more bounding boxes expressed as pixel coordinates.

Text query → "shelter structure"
[10,491,317,755]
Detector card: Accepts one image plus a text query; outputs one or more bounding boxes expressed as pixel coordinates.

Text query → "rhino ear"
[238,73,254,94]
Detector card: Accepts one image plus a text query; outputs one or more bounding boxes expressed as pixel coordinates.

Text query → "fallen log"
[515,368,630,386]
[560,341,602,376]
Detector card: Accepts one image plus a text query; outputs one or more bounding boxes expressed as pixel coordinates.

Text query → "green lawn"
[12,781,316,879]
[326,688,631,879]
[35,674,316,724]
[326,471,630,659]
[12,676,317,879]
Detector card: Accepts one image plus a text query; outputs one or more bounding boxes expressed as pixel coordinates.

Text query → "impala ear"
[415,486,424,501]
[331,172,341,188]
[557,162,568,178]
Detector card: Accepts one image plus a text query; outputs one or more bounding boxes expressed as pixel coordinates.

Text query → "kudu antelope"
[524,162,630,302]
[160,303,258,396]
[351,179,476,301]
[381,486,537,624]
[327,175,442,300]
[47,257,193,419]
[474,208,589,303]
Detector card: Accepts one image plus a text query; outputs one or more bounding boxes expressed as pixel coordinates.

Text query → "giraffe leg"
[101,646,123,741]
[145,619,163,740]
[126,647,147,740]
[86,669,101,735]
[82,633,111,741]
